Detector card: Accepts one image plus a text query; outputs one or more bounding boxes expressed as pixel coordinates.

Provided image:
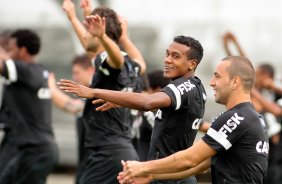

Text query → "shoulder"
[211,103,258,130]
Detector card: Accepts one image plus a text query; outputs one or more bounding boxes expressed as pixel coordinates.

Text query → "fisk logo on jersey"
[177,80,195,95]
[218,113,244,138]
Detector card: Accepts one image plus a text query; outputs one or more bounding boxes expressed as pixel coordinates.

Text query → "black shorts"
[151,176,197,184]
[0,130,18,172]
[0,143,59,184]
[78,145,139,184]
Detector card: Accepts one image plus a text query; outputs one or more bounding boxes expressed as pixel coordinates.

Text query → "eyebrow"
[214,72,220,76]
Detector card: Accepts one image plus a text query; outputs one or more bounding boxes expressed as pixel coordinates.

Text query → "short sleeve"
[2,59,18,82]
[2,60,46,89]
[161,78,197,110]
[202,112,247,152]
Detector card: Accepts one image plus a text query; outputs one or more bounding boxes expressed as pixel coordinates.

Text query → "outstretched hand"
[57,79,95,99]
[83,14,106,38]
[62,0,76,20]
[80,0,93,17]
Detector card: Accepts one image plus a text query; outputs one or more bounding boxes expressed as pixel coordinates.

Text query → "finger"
[102,17,106,25]
[59,86,72,91]
[92,99,105,104]
[57,81,74,87]
[121,160,126,167]
[96,103,113,111]
[122,175,133,184]
[95,104,108,111]
[59,79,77,85]
[83,21,90,30]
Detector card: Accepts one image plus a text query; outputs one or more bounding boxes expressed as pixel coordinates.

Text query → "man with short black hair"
[0,29,58,184]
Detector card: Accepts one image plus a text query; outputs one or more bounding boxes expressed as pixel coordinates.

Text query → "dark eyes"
[166,52,180,59]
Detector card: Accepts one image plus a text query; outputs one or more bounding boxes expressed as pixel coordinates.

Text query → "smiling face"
[210,61,233,105]
[163,42,196,79]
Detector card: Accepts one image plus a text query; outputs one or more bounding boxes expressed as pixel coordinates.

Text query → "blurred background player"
[0,29,58,184]
[48,53,94,184]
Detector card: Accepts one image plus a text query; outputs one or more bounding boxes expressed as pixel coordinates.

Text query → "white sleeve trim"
[5,59,17,82]
[207,127,232,150]
[167,84,181,110]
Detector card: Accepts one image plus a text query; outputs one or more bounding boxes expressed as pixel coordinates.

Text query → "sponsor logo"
[121,87,133,92]
[256,141,269,154]
[155,109,162,120]
[177,80,195,95]
[218,113,244,138]
[144,111,155,128]
[192,118,202,130]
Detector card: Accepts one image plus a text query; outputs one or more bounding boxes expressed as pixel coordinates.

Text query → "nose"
[210,77,215,87]
[164,55,172,65]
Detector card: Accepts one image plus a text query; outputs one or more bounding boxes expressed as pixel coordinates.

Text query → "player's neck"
[226,92,251,110]
[20,55,36,64]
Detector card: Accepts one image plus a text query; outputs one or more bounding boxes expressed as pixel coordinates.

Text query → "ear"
[232,76,241,90]
[188,59,198,71]
[20,47,28,55]
[18,47,28,58]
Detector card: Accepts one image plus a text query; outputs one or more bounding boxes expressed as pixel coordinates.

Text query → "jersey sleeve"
[161,78,196,110]
[2,60,46,89]
[99,59,121,78]
[202,111,247,152]
[2,59,18,82]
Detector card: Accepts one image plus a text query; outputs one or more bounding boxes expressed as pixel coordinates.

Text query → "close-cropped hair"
[173,35,204,64]
[223,56,255,91]
[11,29,40,55]
[72,54,92,69]
[258,63,274,79]
[91,7,122,43]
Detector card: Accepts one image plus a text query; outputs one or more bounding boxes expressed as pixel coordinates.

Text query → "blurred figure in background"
[254,63,282,184]
[48,53,94,184]
[62,0,146,183]
[222,31,282,184]
[0,30,19,179]
[0,29,58,184]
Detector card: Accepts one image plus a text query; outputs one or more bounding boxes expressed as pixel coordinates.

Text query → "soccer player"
[0,29,58,183]
[62,1,145,183]
[58,35,207,184]
[48,54,94,183]
[117,56,269,184]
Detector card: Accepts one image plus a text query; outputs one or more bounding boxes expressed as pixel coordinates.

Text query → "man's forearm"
[152,158,211,181]
[99,34,124,69]
[119,36,146,74]
[70,17,89,50]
